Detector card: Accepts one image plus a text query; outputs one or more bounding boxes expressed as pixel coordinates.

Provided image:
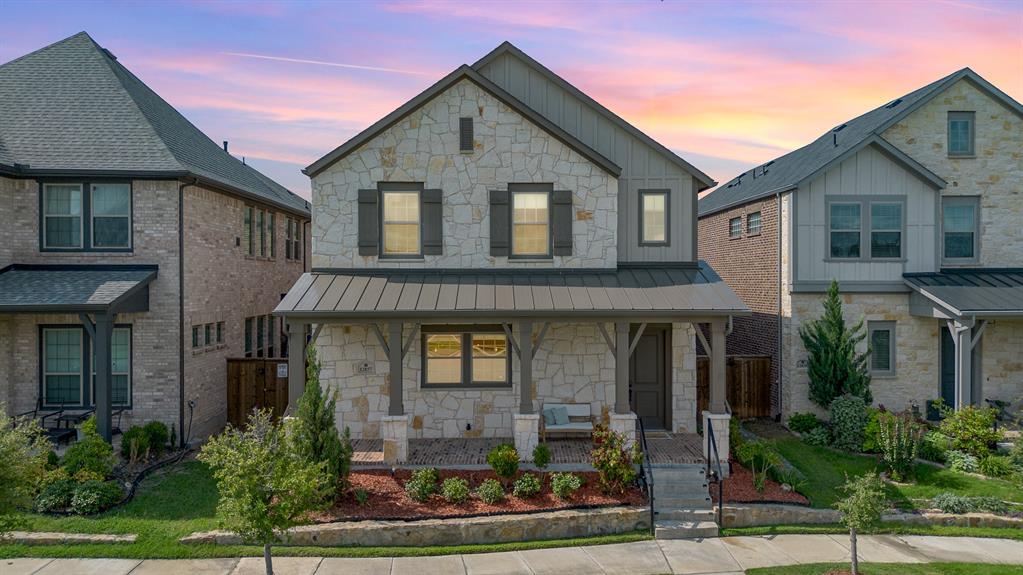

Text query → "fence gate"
[226,358,289,427]
[697,355,773,419]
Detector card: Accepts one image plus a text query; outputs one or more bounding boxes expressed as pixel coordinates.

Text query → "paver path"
[4,535,1023,574]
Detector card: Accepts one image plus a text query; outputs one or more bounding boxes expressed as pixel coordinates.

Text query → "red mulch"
[309,469,645,522]
[710,460,809,506]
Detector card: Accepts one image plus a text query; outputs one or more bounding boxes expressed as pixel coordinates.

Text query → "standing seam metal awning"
[274,264,749,320]
[904,269,1023,318]
[0,265,157,313]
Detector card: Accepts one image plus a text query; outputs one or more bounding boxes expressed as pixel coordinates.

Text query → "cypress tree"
[293,346,352,492]
[798,279,872,408]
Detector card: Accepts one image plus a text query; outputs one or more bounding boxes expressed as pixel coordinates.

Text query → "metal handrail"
[637,417,655,535]
[705,417,725,528]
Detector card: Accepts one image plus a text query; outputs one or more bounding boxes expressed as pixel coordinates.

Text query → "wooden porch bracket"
[532,322,550,356]
[628,323,647,356]
[695,324,712,356]
[310,324,324,345]
[370,323,390,356]
[502,323,522,358]
[597,323,616,355]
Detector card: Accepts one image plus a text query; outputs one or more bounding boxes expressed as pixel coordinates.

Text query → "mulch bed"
[310,469,645,522]
[710,460,809,506]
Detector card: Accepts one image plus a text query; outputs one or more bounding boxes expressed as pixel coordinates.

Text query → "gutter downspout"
[177,179,192,448]
[776,191,783,421]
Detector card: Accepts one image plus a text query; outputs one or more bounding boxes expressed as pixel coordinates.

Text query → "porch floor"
[351,432,704,469]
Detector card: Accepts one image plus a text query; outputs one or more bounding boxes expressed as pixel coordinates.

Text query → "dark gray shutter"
[552,190,573,255]
[422,189,443,255]
[489,189,510,256]
[459,117,473,152]
[358,189,379,256]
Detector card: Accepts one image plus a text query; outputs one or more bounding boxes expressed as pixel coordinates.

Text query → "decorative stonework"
[512,413,540,461]
[381,415,411,464]
[609,412,637,450]
[703,411,730,476]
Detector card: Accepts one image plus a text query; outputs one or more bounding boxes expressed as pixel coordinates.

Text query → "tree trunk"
[850,527,858,575]
[264,543,273,575]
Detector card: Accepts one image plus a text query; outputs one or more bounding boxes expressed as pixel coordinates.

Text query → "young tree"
[292,346,352,492]
[199,409,330,575]
[835,472,887,575]
[0,408,49,535]
[799,279,872,407]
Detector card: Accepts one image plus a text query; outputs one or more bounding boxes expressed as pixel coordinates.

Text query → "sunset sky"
[4,1,1021,198]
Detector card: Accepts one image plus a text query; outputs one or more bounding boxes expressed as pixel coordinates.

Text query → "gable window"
[91,184,131,248]
[869,202,902,259]
[747,211,762,236]
[382,189,421,256]
[868,321,896,377]
[943,196,979,262]
[829,202,861,258]
[423,328,510,388]
[728,217,742,239]
[639,190,668,245]
[459,117,474,152]
[948,111,975,157]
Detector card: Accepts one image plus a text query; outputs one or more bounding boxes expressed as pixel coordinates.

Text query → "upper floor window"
[829,202,861,258]
[728,217,742,239]
[42,182,131,251]
[948,111,975,157]
[382,189,421,256]
[869,202,902,259]
[285,217,302,261]
[829,198,904,260]
[244,206,277,259]
[943,196,979,263]
[512,188,550,257]
[747,211,762,236]
[639,190,668,245]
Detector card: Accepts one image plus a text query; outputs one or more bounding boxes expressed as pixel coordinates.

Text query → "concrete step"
[654,496,713,509]
[654,520,719,539]
[649,470,708,482]
[655,508,717,522]
[653,484,710,499]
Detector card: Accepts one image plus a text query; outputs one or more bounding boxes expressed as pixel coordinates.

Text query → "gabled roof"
[0,264,157,313]
[699,68,1023,217]
[304,64,621,179]
[0,32,309,216]
[473,42,716,191]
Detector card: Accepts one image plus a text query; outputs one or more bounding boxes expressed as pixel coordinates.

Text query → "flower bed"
[711,460,809,506]
[310,469,645,522]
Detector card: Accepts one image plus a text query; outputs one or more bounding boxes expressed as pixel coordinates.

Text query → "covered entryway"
[630,324,670,430]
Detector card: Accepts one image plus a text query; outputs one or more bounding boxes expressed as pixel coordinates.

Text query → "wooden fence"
[697,355,773,419]
[226,358,289,428]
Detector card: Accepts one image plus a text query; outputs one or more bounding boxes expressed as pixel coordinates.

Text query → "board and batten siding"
[794,145,938,284]
[477,52,698,264]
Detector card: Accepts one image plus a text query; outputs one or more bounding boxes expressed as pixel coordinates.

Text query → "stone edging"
[182,506,649,547]
[720,503,1023,529]
[3,532,137,545]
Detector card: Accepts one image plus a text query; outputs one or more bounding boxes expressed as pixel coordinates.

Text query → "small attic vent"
[832,123,847,133]
[884,98,903,109]
[101,48,117,60]
[754,161,773,178]
[459,117,473,152]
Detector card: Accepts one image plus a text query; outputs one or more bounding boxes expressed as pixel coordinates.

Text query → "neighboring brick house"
[0,32,310,442]
[699,68,1023,420]
[276,42,747,465]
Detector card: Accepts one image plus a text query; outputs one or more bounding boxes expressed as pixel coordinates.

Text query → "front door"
[940,328,956,409]
[630,324,670,430]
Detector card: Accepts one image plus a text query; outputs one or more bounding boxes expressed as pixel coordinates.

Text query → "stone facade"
[315,321,697,439]
[311,78,618,270]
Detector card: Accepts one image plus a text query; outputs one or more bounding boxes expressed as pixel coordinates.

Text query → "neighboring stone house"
[699,68,1023,420]
[277,42,747,464]
[0,32,310,442]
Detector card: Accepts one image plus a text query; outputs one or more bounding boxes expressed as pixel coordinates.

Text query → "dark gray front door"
[940,328,955,408]
[630,325,670,430]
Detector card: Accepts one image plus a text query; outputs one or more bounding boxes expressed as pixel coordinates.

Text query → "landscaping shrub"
[62,418,115,479]
[877,410,923,482]
[1,408,49,534]
[121,426,150,461]
[971,496,1009,514]
[486,443,520,486]
[799,280,872,408]
[736,440,781,491]
[829,394,869,452]
[788,412,823,434]
[937,401,1002,459]
[931,492,1008,515]
[441,477,470,504]
[69,480,122,515]
[293,347,353,492]
[729,416,744,455]
[550,472,583,500]
[475,478,504,504]
[354,488,369,506]
[861,408,882,453]
[34,479,76,513]
[72,469,105,484]
[978,455,1015,479]
[142,421,170,458]
[532,442,551,474]
[803,426,831,447]
[590,428,640,494]
[919,431,950,463]
[45,450,60,470]
[946,450,978,474]
[1008,440,1023,470]
[403,468,439,503]
[39,467,70,489]
[512,473,541,498]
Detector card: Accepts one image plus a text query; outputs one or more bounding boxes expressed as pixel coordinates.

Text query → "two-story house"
[276,42,746,465]
[0,32,310,442]
[698,68,1022,420]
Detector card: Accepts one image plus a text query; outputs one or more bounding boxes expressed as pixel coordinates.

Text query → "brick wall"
[698,196,780,415]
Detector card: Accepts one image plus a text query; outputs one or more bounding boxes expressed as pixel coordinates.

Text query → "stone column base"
[609,412,638,450]
[381,414,411,465]
[512,413,540,462]
[703,411,731,478]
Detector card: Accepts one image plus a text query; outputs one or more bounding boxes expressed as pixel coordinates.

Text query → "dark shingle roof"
[699,68,1023,217]
[905,269,1023,318]
[0,265,157,312]
[0,32,308,215]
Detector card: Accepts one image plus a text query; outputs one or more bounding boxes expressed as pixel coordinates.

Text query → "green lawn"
[747,563,1023,575]
[722,523,1023,542]
[771,438,1023,510]
[0,460,650,559]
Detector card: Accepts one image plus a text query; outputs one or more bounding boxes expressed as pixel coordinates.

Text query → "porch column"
[388,321,404,416]
[286,319,307,412]
[513,320,539,461]
[93,312,115,442]
[709,319,727,413]
[703,318,730,475]
[948,318,984,410]
[382,321,409,464]
[614,322,630,414]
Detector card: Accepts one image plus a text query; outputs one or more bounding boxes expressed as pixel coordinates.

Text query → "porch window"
[423,329,510,387]
[943,197,979,262]
[869,202,902,258]
[425,334,462,385]
[829,202,861,258]
[43,184,83,248]
[512,191,550,256]
[43,328,83,406]
[471,334,508,384]
[639,190,668,244]
[868,321,896,377]
[382,190,421,256]
[91,327,131,407]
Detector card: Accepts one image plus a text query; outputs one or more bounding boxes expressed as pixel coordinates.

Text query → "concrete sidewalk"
[4,535,1023,575]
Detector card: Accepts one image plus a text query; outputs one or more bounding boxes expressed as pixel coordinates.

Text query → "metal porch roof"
[904,269,1023,318]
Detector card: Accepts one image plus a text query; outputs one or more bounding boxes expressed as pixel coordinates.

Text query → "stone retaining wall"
[720,503,1023,530]
[182,506,649,547]
[3,532,137,545]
